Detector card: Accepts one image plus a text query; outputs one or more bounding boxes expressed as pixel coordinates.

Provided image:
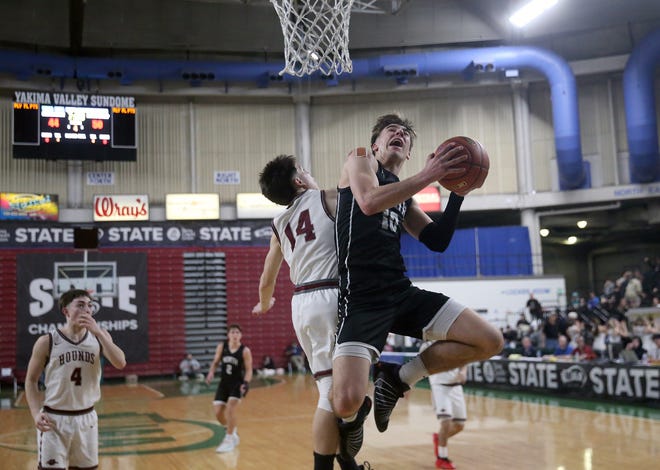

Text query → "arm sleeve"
[417,192,464,252]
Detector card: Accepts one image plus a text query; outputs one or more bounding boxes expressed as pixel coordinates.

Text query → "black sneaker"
[338,396,372,459]
[359,462,373,470]
[373,361,410,432]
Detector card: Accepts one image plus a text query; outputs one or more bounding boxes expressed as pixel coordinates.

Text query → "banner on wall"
[0,193,59,221]
[467,358,659,403]
[15,252,149,368]
[0,220,274,248]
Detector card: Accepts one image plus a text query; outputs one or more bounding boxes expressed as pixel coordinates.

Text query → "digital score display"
[12,91,137,161]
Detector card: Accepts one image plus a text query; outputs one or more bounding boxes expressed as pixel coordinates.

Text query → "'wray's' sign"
[94,195,149,221]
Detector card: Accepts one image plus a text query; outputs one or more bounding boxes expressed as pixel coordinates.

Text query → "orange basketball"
[437,136,489,193]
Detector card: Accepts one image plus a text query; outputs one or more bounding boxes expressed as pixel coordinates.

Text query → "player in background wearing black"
[206,324,253,453]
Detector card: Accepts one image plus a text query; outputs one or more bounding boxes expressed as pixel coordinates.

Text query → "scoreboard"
[12,91,137,161]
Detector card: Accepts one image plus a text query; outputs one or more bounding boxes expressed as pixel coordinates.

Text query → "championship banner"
[16,252,149,368]
[0,220,273,248]
[467,358,659,404]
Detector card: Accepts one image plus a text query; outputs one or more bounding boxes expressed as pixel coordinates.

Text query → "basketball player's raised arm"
[341,148,423,216]
[82,313,126,369]
[252,233,283,315]
[342,146,466,216]
[321,188,338,218]
[25,335,52,432]
[96,328,127,369]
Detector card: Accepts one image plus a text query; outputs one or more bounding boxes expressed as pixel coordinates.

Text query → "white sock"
[438,446,448,458]
[399,355,429,387]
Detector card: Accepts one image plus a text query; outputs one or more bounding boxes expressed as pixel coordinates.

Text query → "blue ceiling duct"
[348,47,586,190]
[623,28,660,184]
[0,45,587,189]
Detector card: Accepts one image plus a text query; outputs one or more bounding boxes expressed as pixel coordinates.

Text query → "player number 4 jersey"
[43,329,102,410]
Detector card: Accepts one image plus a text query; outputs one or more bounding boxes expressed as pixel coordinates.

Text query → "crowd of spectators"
[502,256,660,364]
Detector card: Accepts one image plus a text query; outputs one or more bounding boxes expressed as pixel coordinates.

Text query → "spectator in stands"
[629,336,648,361]
[602,279,616,300]
[611,297,629,322]
[541,312,561,352]
[619,338,640,364]
[570,317,589,343]
[526,293,543,321]
[518,336,538,358]
[605,318,628,360]
[615,270,631,304]
[179,353,204,381]
[262,355,276,370]
[624,270,643,308]
[502,325,519,349]
[570,291,580,310]
[257,355,279,377]
[630,316,655,339]
[285,340,306,374]
[649,333,660,364]
[516,313,531,337]
[587,291,600,310]
[575,297,590,321]
[552,335,574,357]
[571,335,596,361]
[592,323,608,358]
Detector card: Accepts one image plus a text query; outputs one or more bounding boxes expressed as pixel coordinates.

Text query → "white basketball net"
[270,0,354,77]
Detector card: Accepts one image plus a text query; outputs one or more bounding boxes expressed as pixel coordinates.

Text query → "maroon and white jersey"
[272,189,337,286]
[43,329,102,410]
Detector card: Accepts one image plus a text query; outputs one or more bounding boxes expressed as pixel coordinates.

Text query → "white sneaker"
[215,434,236,453]
[233,432,240,446]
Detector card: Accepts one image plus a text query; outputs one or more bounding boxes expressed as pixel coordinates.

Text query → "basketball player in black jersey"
[206,324,253,453]
[331,114,504,455]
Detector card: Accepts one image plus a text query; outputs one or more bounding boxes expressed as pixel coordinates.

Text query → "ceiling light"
[509,0,559,28]
[539,228,549,237]
[577,220,587,229]
[566,236,577,245]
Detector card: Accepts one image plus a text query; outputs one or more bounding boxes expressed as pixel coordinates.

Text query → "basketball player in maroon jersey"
[254,155,368,470]
[25,289,126,469]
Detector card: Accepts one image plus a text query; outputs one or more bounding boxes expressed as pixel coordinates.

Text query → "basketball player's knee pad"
[316,376,333,412]
[333,342,377,363]
[422,298,466,341]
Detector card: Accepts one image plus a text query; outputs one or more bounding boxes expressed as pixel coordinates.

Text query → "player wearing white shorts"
[254,155,367,470]
[421,342,467,470]
[25,289,126,469]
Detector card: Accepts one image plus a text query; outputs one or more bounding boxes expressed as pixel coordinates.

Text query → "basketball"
[437,136,489,194]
